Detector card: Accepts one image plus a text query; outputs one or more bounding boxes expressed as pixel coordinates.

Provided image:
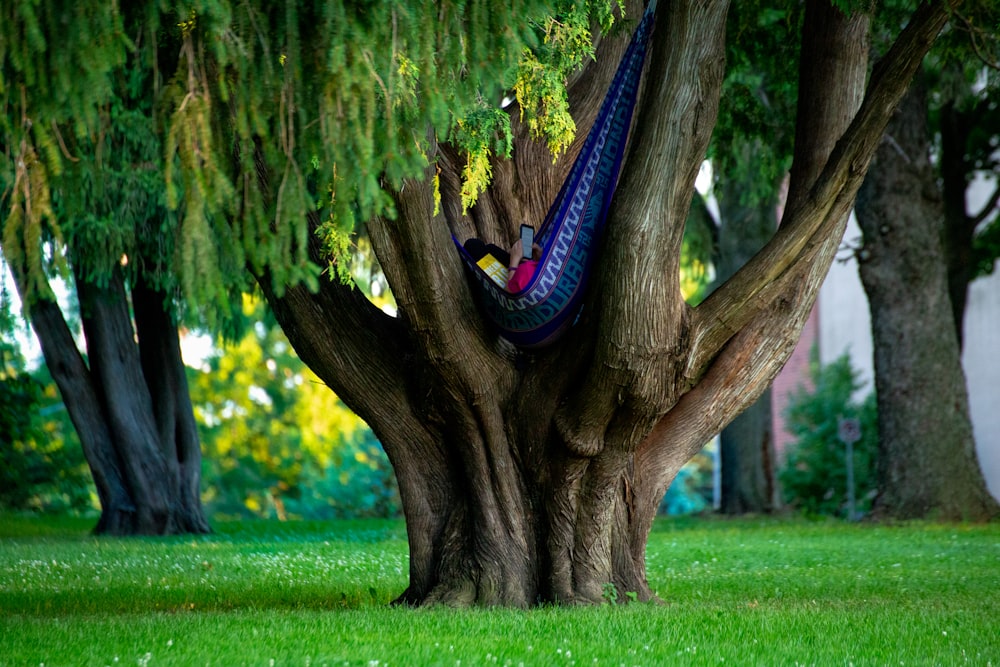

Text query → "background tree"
[2,0,956,605]
[704,1,802,514]
[855,79,999,520]
[1,0,557,537]
[938,14,1000,343]
[0,4,210,534]
[852,2,999,520]
[0,319,91,514]
[706,0,999,521]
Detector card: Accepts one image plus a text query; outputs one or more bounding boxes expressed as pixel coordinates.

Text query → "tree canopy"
[1,0,634,315]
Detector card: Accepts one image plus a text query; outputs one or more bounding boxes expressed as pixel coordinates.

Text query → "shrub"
[779,349,878,518]
[0,368,92,513]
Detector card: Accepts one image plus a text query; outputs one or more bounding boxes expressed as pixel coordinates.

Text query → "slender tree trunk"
[938,100,977,344]
[938,97,1000,348]
[855,78,999,521]
[714,144,781,515]
[718,390,777,514]
[12,285,137,533]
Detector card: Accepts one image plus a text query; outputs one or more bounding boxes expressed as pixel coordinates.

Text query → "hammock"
[455,3,656,348]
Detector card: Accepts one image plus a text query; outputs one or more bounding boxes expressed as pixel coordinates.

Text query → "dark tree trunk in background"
[718,390,776,514]
[939,101,978,344]
[12,262,210,535]
[855,77,999,521]
[76,268,175,533]
[132,276,211,533]
[939,97,1000,347]
[714,140,781,515]
[11,282,137,533]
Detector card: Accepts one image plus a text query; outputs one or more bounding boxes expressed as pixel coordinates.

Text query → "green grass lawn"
[1,515,997,666]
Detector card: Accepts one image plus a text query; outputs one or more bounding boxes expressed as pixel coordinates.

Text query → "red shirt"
[506,259,538,293]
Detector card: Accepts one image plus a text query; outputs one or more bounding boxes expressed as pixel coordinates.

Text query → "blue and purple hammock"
[455,3,656,348]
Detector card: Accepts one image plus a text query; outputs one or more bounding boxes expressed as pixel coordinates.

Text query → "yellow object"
[476,254,508,287]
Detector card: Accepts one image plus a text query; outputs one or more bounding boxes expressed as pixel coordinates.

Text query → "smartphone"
[520,225,534,260]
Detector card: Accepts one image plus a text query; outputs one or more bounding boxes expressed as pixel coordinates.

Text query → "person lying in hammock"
[463,237,542,293]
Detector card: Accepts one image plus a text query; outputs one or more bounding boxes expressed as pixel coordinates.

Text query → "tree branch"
[369,159,516,394]
[689,0,953,378]
[972,181,1000,226]
[256,237,413,441]
[553,0,728,457]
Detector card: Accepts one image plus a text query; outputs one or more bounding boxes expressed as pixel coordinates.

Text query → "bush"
[779,350,878,519]
[0,369,92,513]
[188,296,400,521]
[291,430,400,519]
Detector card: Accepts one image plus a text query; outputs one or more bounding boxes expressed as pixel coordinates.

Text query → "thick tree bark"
[76,269,176,533]
[263,0,949,606]
[855,79,999,521]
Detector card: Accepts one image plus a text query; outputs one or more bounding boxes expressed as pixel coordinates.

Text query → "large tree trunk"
[76,268,177,533]
[855,77,999,521]
[9,259,211,535]
[263,0,946,606]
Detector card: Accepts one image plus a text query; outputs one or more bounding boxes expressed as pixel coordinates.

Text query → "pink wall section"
[771,304,819,462]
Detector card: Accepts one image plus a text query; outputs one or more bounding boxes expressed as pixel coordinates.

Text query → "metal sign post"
[838,417,862,521]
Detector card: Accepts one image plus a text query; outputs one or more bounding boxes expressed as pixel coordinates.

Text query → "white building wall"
[962,264,1000,500]
[816,216,1000,502]
[818,214,874,392]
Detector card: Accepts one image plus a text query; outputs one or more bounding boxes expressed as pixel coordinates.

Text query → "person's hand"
[508,240,524,269]
[531,243,542,261]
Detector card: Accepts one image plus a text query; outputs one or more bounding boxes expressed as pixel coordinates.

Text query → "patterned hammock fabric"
[455,3,656,348]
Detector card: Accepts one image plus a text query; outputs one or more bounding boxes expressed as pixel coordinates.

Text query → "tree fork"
[76,268,175,534]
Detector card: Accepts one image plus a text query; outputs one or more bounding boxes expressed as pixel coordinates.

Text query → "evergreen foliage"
[2,1,636,320]
[779,349,878,519]
[710,0,800,210]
